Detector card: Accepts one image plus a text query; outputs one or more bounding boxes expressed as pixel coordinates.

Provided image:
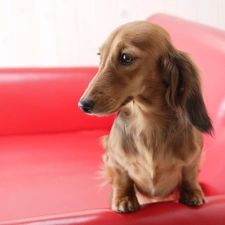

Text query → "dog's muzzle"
[78,99,94,114]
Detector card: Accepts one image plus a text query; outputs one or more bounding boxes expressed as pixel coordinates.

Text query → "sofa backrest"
[148,14,225,194]
[0,68,114,135]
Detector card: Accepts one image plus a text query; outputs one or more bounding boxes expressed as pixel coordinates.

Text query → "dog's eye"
[120,53,133,65]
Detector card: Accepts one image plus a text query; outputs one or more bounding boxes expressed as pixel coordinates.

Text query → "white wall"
[0,0,225,67]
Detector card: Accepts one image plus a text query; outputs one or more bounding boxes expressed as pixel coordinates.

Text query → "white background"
[0,0,225,67]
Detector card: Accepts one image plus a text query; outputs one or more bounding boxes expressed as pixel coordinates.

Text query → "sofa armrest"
[0,68,114,135]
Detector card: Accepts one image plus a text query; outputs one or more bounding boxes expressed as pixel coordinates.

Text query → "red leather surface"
[0,68,114,135]
[1,15,225,225]
[5,196,225,225]
[0,130,110,223]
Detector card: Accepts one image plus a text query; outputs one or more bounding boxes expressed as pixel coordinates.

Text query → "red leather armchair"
[1,14,225,225]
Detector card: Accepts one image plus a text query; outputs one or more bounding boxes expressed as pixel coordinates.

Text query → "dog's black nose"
[78,99,94,114]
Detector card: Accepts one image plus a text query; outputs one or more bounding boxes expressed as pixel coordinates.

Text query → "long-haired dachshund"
[78,21,213,213]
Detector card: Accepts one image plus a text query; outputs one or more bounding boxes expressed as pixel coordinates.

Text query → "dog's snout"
[78,99,94,114]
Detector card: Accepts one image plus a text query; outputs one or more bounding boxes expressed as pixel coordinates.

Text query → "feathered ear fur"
[159,50,213,135]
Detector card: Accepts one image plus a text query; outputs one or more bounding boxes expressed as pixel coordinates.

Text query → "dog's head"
[79,21,213,135]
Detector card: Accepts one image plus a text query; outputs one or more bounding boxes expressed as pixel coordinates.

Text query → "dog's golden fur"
[79,21,213,213]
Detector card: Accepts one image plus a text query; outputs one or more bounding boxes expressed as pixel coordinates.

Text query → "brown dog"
[78,21,213,213]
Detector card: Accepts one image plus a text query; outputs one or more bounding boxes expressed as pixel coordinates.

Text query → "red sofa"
[1,14,225,225]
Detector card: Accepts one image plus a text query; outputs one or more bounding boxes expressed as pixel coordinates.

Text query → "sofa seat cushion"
[0,130,110,222]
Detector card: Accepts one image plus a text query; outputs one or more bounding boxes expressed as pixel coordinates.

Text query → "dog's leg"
[179,162,205,206]
[107,166,140,213]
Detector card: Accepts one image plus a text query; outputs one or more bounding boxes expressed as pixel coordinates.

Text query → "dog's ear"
[159,50,213,135]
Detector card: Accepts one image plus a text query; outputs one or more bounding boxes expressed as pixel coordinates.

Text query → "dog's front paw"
[179,189,205,206]
[112,196,140,213]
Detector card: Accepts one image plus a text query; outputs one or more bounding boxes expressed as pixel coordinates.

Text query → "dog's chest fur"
[105,104,198,199]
